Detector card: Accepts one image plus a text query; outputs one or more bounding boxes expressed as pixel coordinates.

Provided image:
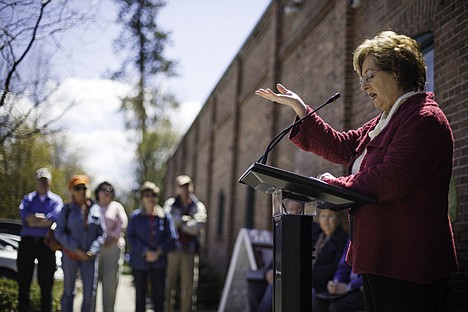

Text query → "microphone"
[258,92,340,164]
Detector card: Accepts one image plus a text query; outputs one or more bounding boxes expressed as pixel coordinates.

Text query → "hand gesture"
[255,83,307,118]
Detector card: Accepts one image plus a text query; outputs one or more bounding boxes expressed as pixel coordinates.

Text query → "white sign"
[218,228,272,312]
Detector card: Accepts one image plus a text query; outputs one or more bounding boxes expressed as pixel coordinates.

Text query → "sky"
[49,0,272,192]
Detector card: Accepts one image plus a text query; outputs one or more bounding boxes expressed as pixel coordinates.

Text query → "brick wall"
[434,1,468,310]
[164,0,468,309]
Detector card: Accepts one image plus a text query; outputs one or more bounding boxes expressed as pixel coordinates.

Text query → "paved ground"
[73,274,217,311]
[73,274,136,312]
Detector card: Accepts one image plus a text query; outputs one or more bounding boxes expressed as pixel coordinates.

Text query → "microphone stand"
[258,92,340,164]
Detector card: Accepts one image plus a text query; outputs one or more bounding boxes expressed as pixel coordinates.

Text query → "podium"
[239,162,374,312]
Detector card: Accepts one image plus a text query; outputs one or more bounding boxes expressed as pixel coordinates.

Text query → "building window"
[217,191,225,238]
[246,187,255,229]
[415,32,434,92]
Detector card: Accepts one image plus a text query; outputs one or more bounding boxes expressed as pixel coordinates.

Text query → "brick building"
[163,0,468,310]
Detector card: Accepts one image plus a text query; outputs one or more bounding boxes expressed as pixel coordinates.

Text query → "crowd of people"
[17,168,205,312]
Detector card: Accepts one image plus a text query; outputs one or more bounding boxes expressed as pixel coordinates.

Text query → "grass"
[0,278,63,311]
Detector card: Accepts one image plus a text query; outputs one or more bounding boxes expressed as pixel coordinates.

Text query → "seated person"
[313,208,348,296]
[247,261,273,312]
[313,239,364,312]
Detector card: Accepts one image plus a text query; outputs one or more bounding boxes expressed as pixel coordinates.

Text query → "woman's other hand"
[327,280,347,295]
[317,172,336,181]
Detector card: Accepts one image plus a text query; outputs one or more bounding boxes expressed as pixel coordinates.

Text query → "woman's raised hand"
[255,83,307,117]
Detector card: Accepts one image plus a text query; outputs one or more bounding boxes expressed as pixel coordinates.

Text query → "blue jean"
[61,254,98,312]
[257,283,272,312]
[247,279,272,312]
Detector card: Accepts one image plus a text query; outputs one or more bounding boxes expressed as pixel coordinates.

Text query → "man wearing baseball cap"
[18,168,63,312]
[164,175,207,312]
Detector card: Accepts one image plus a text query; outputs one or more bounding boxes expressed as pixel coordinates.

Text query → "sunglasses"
[100,186,113,193]
[74,185,87,191]
[143,193,157,198]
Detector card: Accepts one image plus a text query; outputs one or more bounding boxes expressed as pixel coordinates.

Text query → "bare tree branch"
[0,0,101,145]
[0,0,51,107]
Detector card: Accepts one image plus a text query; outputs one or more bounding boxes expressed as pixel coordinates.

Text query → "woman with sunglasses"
[94,181,128,312]
[255,30,457,312]
[55,175,105,312]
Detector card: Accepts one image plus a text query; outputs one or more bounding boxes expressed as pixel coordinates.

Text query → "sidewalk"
[96,274,135,312]
[73,274,217,311]
[73,274,136,312]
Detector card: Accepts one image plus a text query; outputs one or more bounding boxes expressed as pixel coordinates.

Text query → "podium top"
[239,163,375,209]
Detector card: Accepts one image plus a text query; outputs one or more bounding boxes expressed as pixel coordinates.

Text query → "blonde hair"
[353,30,427,91]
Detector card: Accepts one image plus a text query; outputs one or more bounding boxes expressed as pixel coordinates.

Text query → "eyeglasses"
[74,185,87,191]
[143,193,157,198]
[100,186,113,193]
[360,69,380,85]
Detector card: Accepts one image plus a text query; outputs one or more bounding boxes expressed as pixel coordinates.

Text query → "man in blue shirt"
[18,168,63,312]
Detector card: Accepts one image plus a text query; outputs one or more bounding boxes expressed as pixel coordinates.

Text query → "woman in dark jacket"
[313,208,348,294]
[127,181,178,312]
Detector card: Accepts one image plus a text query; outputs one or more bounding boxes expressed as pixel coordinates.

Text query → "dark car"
[0,220,63,280]
[0,219,22,236]
[0,233,20,279]
[0,219,22,279]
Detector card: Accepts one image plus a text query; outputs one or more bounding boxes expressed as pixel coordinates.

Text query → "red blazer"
[290,92,457,284]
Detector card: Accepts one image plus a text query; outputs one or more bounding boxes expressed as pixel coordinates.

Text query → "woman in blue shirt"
[127,181,178,312]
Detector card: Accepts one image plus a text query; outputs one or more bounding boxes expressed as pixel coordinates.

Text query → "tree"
[112,0,179,189]
[0,132,86,218]
[0,0,98,216]
[0,0,98,145]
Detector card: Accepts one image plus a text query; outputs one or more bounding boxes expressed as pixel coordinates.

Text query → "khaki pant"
[166,252,199,312]
[97,244,123,312]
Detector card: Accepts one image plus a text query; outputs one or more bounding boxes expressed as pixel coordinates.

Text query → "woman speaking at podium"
[255,30,457,312]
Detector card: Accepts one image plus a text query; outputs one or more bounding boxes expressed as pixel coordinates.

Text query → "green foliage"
[112,0,180,205]
[0,132,86,219]
[112,0,177,84]
[138,127,178,186]
[112,0,178,134]
[0,279,62,312]
[0,279,17,312]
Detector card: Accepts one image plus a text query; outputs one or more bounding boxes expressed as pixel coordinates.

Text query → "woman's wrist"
[291,101,307,118]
